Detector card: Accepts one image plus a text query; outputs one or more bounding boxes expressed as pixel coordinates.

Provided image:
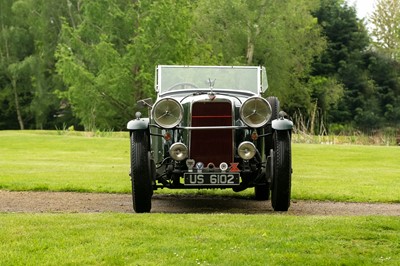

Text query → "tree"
[4,0,397,132]
[56,0,138,130]
[56,0,212,130]
[193,0,325,114]
[313,0,373,129]
[365,51,400,127]
[307,76,344,133]
[13,0,72,129]
[0,0,35,129]
[129,0,209,99]
[370,0,400,61]
[0,0,80,130]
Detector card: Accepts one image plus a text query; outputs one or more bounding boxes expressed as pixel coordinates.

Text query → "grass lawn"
[1,130,399,265]
[0,213,399,265]
[0,130,130,193]
[0,130,399,202]
[292,144,400,203]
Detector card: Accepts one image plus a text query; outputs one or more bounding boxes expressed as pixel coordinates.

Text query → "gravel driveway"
[0,191,399,215]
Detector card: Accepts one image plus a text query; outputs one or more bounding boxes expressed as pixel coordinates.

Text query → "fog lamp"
[169,142,188,161]
[238,141,256,160]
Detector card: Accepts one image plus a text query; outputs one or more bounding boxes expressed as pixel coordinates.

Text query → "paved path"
[1,191,399,215]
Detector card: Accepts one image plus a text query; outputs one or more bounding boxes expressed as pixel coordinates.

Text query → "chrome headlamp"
[238,141,257,160]
[239,97,272,128]
[169,142,188,161]
[152,98,183,128]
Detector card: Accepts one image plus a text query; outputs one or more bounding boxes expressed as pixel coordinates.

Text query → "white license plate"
[184,173,240,186]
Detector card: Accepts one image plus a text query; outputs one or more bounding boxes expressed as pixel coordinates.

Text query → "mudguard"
[271,118,293,130]
[127,118,150,130]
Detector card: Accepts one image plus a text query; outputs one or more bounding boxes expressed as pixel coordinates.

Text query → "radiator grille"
[190,101,233,165]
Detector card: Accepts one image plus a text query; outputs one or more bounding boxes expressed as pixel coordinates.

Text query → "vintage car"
[127,65,293,213]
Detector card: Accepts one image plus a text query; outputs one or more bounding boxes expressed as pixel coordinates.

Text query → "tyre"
[267,96,280,122]
[271,130,292,211]
[130,130,153,213]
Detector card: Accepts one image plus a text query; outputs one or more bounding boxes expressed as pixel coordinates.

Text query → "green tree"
[129,0,209,100]
[0,0,35,129]
[370,0,400,61]
[56,0,210,130]
[307,76,344,133]
[14,0,72,129]
[366,51,400,126]
[193,0,325,114]
[0,0,80,130]
[313,0,373,130]
[56,0,138,131]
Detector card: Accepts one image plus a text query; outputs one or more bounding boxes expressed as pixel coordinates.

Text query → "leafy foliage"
[55,1,138,130]
[312,0,400,130]
[0,0,399,132]
[193,0,325,113]
[370,0,400,60]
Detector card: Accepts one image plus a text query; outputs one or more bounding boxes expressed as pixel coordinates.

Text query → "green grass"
[1,130,399,202]
[292,144,400,203]
[0,130,130,193]
[1,130,400,265]
[0,213,399,265]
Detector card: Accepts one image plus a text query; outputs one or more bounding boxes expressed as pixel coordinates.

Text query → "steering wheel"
[167,82,198,91]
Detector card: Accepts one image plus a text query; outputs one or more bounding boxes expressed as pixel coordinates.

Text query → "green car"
[127,65,293,213]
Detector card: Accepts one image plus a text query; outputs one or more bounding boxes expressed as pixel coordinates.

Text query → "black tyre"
[130,130,153,213]
[267,96,280,122]
[271,130,292,211]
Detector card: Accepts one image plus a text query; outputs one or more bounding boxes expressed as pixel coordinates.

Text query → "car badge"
[229,163,240,172]
[206,163,216,171]
[195,162,204,173]
[207,78,216,101]
[186,159,195,172]
[219,162,228,172]
[207,78,216,89]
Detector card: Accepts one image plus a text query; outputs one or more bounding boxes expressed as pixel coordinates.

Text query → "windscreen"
[157,66,264,94]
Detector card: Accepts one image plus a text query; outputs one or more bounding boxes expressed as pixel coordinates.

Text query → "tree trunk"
[310,100,318,136]
[12,79,24,130]
[246,35,254,65]
[246,23,260,65]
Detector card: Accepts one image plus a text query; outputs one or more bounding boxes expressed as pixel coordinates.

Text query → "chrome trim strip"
[149,124,249,130]
[178,126,248,130]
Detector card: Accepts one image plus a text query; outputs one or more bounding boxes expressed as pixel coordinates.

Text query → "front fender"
[271,118,293,130]
[127,118,150,130]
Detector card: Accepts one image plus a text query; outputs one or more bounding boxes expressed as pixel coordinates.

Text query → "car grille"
[190,101,233,165]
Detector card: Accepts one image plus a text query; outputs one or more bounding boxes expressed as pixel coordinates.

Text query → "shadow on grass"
[151,194,274,214]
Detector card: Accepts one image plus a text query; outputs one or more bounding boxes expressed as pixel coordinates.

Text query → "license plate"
[184,173,240,186]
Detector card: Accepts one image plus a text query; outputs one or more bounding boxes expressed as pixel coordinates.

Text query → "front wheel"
[130,130,153,213]
[271,130,292,211]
